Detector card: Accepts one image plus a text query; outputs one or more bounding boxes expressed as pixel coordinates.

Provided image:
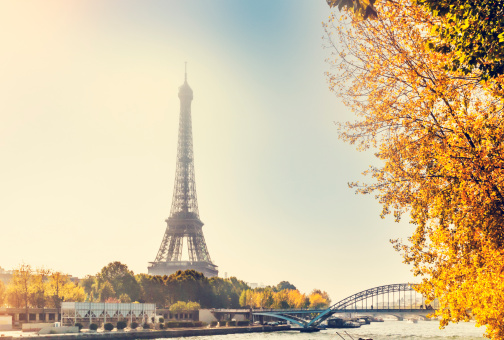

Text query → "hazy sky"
[0,0,415,302]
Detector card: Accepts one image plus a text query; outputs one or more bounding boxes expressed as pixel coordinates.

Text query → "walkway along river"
[0,321,487,340]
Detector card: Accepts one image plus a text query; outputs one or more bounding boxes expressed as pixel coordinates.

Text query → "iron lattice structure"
[253,283,431,329]
[148,69,218,278]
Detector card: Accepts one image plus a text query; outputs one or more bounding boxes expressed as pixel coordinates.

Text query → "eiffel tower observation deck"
[148,67,218,278]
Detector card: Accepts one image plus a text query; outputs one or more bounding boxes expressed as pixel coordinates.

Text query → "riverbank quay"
[0,325,291,340]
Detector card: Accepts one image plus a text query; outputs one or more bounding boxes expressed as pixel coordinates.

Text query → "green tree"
[164,270,211,306]
[98,281,116,302]
[136,274,166,306]
[79,275,97,301]
[97,262,140,302]
[275,281,296,292]
[207,277,248,309]
[239,290,254,308]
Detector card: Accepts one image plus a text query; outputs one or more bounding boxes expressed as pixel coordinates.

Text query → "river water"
[168,320,486,340]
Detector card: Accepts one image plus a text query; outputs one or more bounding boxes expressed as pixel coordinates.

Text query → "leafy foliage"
[239,288,329,309]
[418,0,504,79]
[89,323,98,331]
[169,300,200,313]
[327,0,504,79]
[166,321,179,328]
[325,0,504,338]
[104,323,114,331]
[4,265,84,309]
[98,281,116,302]
[274,281,296,292]
[97,262,140,302]
[0,281,5,307]
[327,0,378,19]
[116,321,127,330]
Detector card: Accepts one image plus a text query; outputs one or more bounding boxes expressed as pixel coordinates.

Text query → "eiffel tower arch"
[148,66,218,278]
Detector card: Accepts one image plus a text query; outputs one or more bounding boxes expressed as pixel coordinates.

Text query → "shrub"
[159,324,164,329]
[178,321,194,327]
[89,323,98,331]
[104,323,114,331]
[130,322,139,329]
[210,321,218,328]
[227,321,236,327]
[143,323,150,329]
[158,317,164,323]
[75,323,83,331]
[194,321,204,327]
[166,321,178,328]
[237,321,250,326]
[117,321,127,330]
[218,321,226,327]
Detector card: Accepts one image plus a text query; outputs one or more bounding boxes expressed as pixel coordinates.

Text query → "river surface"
[167,320,486,340]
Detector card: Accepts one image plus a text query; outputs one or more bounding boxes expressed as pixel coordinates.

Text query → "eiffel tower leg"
[166,235,178,261]
[154,229,171,262]
[194,230,211,262]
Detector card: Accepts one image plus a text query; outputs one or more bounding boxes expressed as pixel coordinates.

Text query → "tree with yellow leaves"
[29,268,50,308]
[0,281,5,307]
[325,0,504,338]
[46,271,85,308]
[9,264,32,319]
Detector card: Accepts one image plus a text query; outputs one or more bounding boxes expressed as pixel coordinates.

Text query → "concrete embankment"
[1,325,290,340]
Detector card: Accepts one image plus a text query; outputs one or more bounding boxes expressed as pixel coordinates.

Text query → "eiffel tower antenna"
[148,65,218,277]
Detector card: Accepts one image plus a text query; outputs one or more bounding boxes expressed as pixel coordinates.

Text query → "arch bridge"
[253,283,434,329]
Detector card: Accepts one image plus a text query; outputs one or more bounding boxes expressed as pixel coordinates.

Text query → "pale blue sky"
[0,0,414,301]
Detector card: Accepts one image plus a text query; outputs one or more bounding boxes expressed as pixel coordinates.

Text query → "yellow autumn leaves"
[325,0,504,339]
[239,288,330,309]
[0,264,85,309]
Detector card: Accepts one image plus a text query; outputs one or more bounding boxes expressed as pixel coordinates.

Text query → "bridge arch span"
[331,283,418,310]
[252,283,429,329]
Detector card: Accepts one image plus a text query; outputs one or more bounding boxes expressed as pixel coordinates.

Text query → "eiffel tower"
[148,66,218,277]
